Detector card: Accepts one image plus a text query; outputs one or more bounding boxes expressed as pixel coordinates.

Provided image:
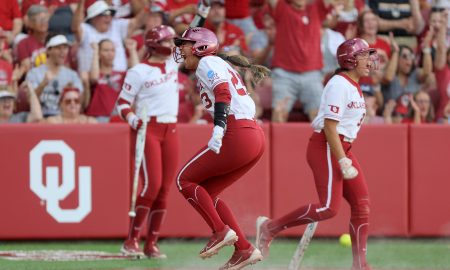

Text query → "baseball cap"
[434,0,450,9]
[85,1,116,21]
[46,35,69,49]
[0,90,16,99]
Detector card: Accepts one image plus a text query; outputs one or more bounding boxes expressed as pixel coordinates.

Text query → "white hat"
[0,90,16,99]
[435,0,450,9]
[46,35,69,49]
[85,1,116,21]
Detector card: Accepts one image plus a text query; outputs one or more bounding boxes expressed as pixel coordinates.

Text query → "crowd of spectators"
[1,0,450,125]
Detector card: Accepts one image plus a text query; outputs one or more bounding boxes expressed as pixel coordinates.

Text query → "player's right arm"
[117,68,144,130]
[322,81,358,179]
[323,119,346,161]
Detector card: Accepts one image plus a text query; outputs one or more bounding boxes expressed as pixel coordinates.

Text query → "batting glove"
[127,114,143,130]
[207,126,224,154]
[338,157,358,180]
[197,2,211,18]
[200,0,211,7]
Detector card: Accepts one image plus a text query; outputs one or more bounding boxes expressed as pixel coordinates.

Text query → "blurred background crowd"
[0,0,449,125]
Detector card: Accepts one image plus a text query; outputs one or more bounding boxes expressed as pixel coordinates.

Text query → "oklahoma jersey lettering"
[311,73,366,139]
[196,56,256,119]
[118,58,178,118]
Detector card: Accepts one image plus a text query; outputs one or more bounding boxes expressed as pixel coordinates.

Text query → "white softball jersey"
[118,58,179,118]
[196,56,256,119]
[311,73,367,139]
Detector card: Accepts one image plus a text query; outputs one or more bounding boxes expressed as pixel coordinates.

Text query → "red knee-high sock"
[146,208,166,244]
[180,183,225,232]
[215,198,250,250]
[349,220,369,269]
[128,197,151,240]
[267,204,328,236]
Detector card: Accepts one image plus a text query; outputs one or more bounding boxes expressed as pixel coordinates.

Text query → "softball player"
[118,25,180,259]
[173,27,269,270]
[256,38,379,270]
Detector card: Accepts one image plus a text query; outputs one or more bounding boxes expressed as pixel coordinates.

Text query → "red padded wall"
[409,125,450,236]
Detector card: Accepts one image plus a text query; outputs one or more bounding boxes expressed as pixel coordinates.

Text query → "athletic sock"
[215,198,251,250]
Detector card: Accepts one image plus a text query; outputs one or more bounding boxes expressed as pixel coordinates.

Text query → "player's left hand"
[207,126,224,154]
[127,114,143,131]
[338,157,358,180]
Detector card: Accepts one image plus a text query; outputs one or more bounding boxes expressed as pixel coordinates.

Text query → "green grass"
[0,238,449,270]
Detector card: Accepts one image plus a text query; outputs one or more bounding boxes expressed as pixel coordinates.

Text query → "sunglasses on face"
[400,53,415,60]
[100,10,113,17]
[63,98,80,105]
[416,99,430,104]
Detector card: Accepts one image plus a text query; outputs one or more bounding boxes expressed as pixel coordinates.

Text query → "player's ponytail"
[218,54,271,84]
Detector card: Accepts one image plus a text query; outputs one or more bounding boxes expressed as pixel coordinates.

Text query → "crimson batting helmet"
[145,25,176,56]
[337,38,378,70]
[173,27,219,62]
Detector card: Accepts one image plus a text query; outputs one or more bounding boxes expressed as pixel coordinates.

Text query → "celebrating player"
[173,27,269,270]
[118,25,179,259]
[256,38,379,270]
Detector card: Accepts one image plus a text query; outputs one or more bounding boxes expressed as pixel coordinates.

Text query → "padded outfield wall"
[0,123,449,239]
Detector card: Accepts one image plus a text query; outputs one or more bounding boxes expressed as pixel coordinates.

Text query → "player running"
[255,38,379,270]
[118,25,179,259]
[173,27,269,270]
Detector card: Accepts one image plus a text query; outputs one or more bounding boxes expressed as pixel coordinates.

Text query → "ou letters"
[29,140,92,223]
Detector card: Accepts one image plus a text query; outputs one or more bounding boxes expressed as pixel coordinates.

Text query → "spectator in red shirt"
[0,0,22,45]
[15,5,49,72]
[205,0,249,55]
[434,10,450,122]
[225,0,258,38]
[85,39,135,122]
[0,29,13,64]
[268,0,333,122]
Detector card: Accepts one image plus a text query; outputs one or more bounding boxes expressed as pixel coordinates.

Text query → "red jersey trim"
[213,82,232,104]
[141,60,166,74]
[338,73,363,98]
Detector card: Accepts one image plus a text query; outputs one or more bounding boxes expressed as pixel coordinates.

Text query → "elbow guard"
[213,102,230,129]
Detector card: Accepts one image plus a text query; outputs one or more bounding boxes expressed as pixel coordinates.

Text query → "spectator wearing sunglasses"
[72,0,147,73]
[402,90,435,123]
[45,86,97,124]
[382,43,432,102]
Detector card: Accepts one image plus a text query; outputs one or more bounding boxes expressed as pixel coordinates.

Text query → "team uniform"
[257,73,371,269]
[117,57,180,257]
[176,55,265,265]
